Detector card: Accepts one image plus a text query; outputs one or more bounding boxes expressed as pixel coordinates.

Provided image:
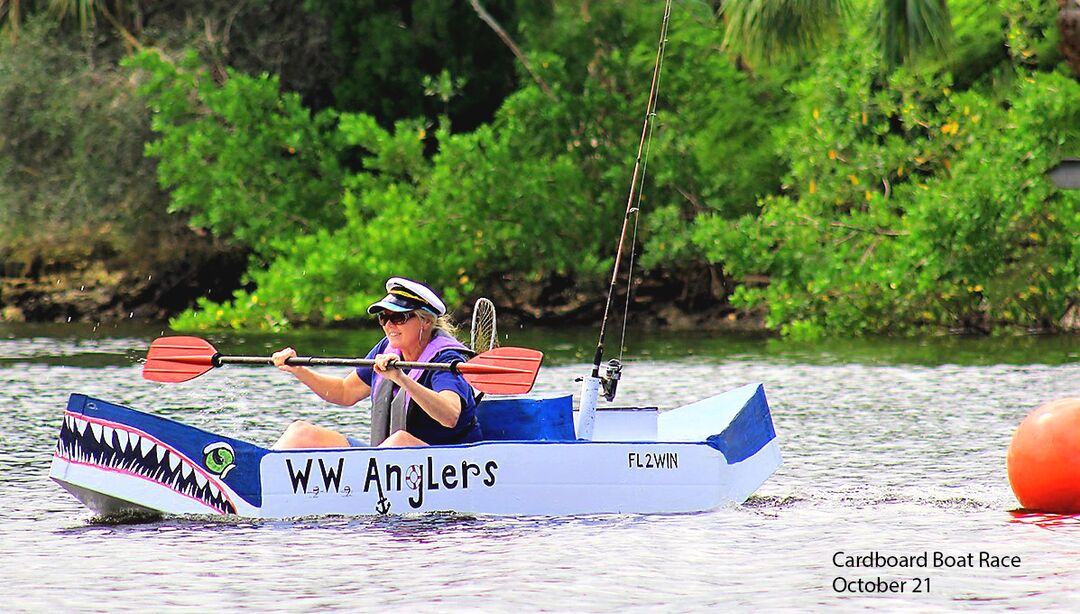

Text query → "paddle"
[142,336,543,394]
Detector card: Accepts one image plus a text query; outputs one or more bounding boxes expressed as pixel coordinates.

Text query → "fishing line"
[618,14,671,364]
[593,0,674,376]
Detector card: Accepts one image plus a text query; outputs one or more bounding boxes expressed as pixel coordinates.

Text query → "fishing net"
[470,297,498,352]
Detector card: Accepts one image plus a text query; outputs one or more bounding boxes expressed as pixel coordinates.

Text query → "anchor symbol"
[373,471,391,514]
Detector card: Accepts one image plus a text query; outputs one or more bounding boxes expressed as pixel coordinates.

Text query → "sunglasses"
[377,311,415,326]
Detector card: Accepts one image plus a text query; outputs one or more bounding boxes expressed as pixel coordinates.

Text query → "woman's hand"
[373,352,461,427]
[373,353,408,385]
[272,347,300,374]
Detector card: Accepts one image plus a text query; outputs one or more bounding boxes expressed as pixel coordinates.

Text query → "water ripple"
[1,329,1078,611]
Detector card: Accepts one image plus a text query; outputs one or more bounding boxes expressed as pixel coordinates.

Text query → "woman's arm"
[273,347,372,406]
[373,353,462,427]
[396,377,463,428]
[292,368,372,407]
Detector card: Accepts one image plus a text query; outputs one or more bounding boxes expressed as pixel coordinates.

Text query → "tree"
[1060,0,1080,76]
[0,0,142,45]
[701,1,1080,337]
[305,0,553,131]
[721,0,952,70]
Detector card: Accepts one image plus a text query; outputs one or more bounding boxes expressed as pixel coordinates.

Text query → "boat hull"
[50,385,781,517]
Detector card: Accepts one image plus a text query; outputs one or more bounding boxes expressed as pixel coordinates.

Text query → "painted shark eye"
[203,442,236,479]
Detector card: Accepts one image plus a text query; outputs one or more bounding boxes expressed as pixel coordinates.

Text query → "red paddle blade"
[143,336,218,383]
[460,346,544,395]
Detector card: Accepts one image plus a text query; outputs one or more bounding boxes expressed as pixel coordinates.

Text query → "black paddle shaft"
[214,354,461,372]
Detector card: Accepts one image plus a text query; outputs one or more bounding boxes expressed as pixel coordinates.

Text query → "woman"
[271,277,482,449]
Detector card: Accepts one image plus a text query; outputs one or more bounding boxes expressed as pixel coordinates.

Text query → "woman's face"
[380,310,424,350]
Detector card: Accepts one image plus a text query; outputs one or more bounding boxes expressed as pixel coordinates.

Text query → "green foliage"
[873,0,952,69]
[721,0,853,66]
[166,2,789,331]
[126,49,345,257]
[999,0,1062,67]
[0,17,178,254]
[172,78,602,331]
[698,33,1080,336]
[640,7,787,268]
[721,0,956,70]
[124,0,1077,336]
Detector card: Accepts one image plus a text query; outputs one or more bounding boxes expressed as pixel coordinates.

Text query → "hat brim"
[367,292,436,315]
[367,299,413,314]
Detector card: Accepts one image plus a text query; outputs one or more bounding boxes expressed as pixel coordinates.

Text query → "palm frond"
[721,0,854,65]
[875,0,953,68]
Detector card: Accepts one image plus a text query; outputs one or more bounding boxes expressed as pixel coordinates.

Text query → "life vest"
[369,330,473,446]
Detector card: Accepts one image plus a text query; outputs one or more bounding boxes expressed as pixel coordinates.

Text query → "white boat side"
[50,383,781,517]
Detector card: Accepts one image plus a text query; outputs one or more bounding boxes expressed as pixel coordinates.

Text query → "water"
[2,323,1078,611]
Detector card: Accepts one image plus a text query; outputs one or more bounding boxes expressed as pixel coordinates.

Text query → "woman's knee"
[274,420,345,449]
[380,430,427,448]
[283,420,312,434]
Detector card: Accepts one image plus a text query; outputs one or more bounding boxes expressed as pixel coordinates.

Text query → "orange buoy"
[1007,397,1080,513]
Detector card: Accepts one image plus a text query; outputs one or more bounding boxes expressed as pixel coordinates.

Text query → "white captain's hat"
[366,277,447,316]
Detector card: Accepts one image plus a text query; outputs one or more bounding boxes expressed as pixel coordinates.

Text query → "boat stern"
[658,383,781,502]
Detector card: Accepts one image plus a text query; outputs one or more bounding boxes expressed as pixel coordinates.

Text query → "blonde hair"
[416,310,460,341]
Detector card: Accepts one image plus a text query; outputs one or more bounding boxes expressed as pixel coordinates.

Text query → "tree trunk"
[1060,0,1080,77]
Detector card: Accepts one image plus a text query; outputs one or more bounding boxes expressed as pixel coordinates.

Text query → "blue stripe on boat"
[657,382,776,463]
[476,395,575,441]
[705,384,776,463]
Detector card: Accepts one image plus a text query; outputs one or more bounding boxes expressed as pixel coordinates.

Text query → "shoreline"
[0,254,770,332]
[0,273,769,333]
[5,267,1078,336]
[2,257,1074,336]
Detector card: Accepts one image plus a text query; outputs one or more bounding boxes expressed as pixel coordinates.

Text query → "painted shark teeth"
[55,413,235,515]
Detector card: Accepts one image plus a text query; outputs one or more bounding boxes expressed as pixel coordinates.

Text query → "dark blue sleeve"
[355,338,390,386]
[428,349,477,413]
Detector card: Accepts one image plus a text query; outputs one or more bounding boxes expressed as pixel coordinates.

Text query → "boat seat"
[476,395,575,441]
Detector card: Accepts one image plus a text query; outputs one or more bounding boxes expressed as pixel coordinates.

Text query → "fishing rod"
[578,0,673,440]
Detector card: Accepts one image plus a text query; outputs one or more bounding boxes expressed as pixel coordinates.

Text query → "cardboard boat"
[50,383,780,517]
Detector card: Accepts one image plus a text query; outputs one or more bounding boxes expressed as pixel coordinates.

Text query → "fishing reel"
[600,359,622,402]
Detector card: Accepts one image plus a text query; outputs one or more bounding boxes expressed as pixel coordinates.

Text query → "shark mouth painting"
[54,412,237,515]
